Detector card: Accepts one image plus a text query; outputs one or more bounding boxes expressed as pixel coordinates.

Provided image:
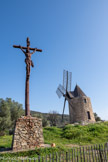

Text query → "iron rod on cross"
[13,37,42,116]
[13,45,42,52]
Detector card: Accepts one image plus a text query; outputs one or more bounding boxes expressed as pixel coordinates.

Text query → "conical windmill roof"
[73,84,86,97]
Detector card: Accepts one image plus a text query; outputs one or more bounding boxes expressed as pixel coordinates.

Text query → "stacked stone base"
[12,116,44,151]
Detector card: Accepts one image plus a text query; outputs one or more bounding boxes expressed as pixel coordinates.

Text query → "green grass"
[43,127,69,146]
[0,135,12,148]
[61,122,108,145]
[44,122,108,146]
[0,147,67,158]
[0,121,108,158]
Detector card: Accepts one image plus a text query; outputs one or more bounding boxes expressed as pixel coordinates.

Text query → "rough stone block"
[12,116,44,151]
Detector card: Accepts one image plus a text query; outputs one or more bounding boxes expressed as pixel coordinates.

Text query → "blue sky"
[0,0,108,120]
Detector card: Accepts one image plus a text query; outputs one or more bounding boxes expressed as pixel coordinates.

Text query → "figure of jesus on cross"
[13,38,42,116]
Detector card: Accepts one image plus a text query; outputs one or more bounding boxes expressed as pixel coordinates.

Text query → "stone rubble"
[12,116,44,151]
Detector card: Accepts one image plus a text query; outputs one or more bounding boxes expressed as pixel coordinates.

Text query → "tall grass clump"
[62,122,108,144]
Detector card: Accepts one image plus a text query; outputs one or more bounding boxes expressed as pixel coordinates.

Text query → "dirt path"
[0,144,51,154]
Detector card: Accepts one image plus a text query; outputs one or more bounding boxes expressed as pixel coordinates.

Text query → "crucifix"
[13,37,42,116]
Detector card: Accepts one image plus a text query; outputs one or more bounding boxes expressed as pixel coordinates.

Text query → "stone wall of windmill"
[67,85,95,124]
[69,96,95,124]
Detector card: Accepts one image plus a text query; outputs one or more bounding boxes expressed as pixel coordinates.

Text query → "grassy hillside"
[0,121,108,158]
[44,121,108,146]
[0,121,108,149]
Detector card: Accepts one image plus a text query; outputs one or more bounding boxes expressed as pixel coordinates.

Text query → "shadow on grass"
[0,147,12,152]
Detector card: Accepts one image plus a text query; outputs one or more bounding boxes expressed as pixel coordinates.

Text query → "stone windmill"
[56,70,95,124]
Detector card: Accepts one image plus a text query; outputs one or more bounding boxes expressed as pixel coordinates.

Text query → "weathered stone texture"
[69,96,95,123]
[12,116,44,151]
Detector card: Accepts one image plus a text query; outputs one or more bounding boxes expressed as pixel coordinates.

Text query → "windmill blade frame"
[56,84,66,99]
[63,70,72,92]
[67,71,72,92]
[62,97,66,121]
[56,88,63,98]
[56,70,72,122]
[63,70,68,90]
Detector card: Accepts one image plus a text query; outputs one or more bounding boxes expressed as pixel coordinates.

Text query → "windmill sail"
[56,70,72,121]
[56,88,63,98]
[62,98,66,120]
[67,71,72,91]
[63,70,72,92]
[63,70,68,90]
[56,84,66,98]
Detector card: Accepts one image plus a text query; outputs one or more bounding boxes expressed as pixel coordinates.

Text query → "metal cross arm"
[13,37,42,116]
[13,45,42,52]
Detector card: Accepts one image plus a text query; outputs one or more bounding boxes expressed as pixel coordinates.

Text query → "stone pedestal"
[12,116,44,151]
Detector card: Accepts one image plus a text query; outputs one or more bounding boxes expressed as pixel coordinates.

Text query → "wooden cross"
[13,37,42,116]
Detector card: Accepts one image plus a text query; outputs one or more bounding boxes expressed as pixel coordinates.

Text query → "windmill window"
[87,111,91,119]
[84,99,86,103]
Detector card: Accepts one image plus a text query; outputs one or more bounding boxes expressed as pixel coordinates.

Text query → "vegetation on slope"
[44,122,108,146]
[0,98,105,158]
[0,121,108,158]
[62,122,108,144]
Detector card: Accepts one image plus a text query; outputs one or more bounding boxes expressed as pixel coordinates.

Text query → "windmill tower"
[56,70,95,124]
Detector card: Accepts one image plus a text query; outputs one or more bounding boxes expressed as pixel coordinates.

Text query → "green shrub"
[0,147,67,158]
[62,122,108,144]
[1,121,108,158]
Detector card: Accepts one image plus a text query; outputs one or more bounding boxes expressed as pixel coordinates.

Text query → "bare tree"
[47,111,59,126]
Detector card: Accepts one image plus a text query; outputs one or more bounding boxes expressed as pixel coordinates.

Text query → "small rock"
[51,143,56,147]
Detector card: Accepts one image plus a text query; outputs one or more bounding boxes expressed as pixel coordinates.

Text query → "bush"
[62,125,85,139]
[62,122,108,144]
[0,131,5,136]
[42,118,49,127]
